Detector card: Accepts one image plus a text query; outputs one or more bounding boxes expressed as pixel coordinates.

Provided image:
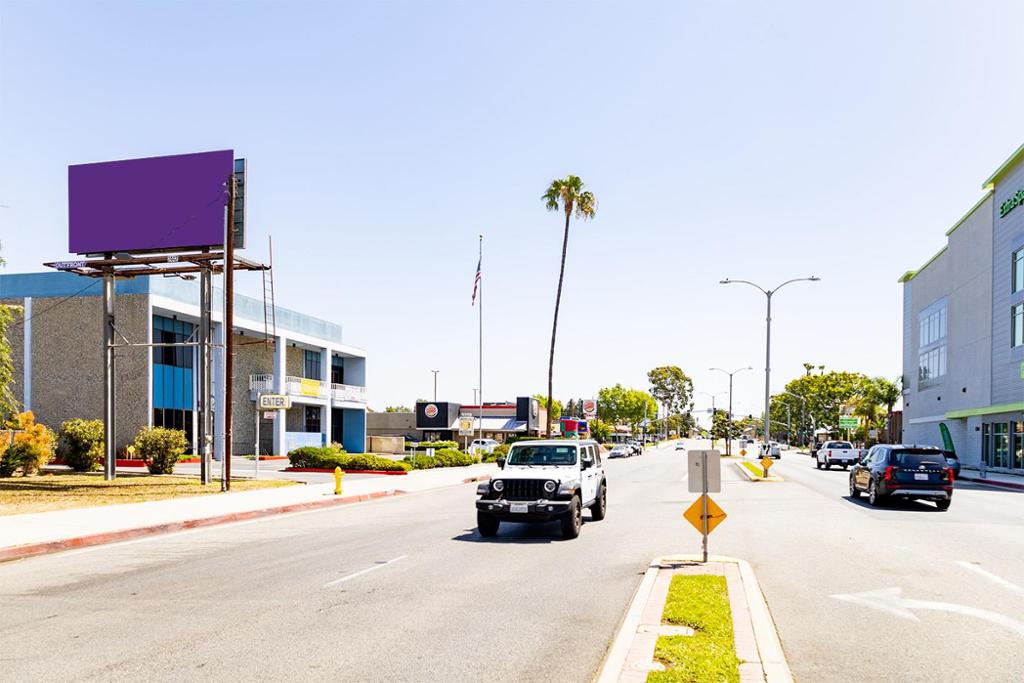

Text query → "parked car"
[608,445,631,459]
[476,439,607,539]
[849,445,953,510]
[468,438,500,455]
[816,440,859,470]
[674,441,686,451]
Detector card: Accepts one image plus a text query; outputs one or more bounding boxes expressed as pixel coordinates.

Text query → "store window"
[304,350,322,380]
[1012,303,1024,348]
[152,315,195,452]
[918,300,947,386]
[1013,247,1024,294]
[331,355,344,384]
[1013,422,1024,471]
[993,423,1009,469]
[982,423,991,465]
[304,406,321,433]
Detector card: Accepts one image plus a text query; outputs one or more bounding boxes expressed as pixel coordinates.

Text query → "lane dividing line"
[324,555,408,588]
[955,561,1024,596]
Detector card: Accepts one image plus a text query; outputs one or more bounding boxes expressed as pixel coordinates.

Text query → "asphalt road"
[2,441,1022,682]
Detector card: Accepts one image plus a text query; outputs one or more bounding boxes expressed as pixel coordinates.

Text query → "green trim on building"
[897,270,917,283]
[898,246,948,283]
[945,402,1024,419]
[945,189,992,236]
[983,141,1024,189]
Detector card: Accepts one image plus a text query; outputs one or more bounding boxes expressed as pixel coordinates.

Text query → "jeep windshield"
[507,445,577,466]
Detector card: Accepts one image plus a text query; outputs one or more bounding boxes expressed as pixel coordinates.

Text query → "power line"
[6,279,100,328]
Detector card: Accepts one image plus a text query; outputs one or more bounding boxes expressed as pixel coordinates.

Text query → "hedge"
[133,426,188,475]
[288,446,407,472]
[0,411,56,477]
[404,448,477,470]
[407,440,459,451]
[58,419,105,472]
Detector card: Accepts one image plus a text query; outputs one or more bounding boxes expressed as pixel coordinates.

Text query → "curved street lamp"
[709,366,753,455]
[719,276,820,448]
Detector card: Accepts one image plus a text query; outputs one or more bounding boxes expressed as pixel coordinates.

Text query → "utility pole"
[222,174,236,492]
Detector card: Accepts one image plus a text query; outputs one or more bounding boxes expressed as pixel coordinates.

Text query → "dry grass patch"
[0,472,296,515]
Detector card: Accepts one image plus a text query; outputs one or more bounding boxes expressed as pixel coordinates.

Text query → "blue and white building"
[900,143,1024,473]
[0,271,367,455]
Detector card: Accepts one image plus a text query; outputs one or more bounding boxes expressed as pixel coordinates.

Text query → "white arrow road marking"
[324,555,408,588]
[831,587,1024,638]
[954,561,1024,596]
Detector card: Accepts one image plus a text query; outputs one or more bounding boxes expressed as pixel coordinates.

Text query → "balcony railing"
[248,374,366,404]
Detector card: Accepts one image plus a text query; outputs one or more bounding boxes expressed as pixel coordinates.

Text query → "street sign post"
[255,394,291,479]
[760,456,773,478]
[686,449,724,562]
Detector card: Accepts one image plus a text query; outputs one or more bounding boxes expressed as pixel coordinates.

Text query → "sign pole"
[701,450,709,563]
[102,267,116,481]
[254,395,260,480]
[222,174,236,492]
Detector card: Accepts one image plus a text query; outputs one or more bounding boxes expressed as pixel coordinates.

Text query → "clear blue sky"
[2,1,1023,418]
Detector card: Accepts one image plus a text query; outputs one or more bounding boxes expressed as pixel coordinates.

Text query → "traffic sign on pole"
[687,449,721,493]
[683,495,727,535]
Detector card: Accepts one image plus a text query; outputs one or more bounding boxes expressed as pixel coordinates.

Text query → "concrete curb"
[958,473,1024,491]
[734,461,784,483]
[596,555,793,683]
[0,489,404,564]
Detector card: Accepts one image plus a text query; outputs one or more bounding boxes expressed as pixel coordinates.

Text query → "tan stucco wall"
[230,333,275,455]
[2,294,149,449]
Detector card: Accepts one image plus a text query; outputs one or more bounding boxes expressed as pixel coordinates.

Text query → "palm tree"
[542,175,597,435]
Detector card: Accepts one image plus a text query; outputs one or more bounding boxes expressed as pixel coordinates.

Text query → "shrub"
[403,448,475,469]
[0,412,56,477]
[287,446,405,472]
[483,443,509,463]
[133,426,189,475]
[58,419,105,472]
[408,440,459,451]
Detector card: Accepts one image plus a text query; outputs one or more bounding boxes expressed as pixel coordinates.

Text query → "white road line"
[955,561,1024,596]
[323,555,408,588]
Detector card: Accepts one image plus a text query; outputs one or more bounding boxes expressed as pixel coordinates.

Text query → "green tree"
[541,175,597,435]
[597,384,657,434]
[647,366,695,417]
[385,405,412,413]
[0,243,21,421]
[532,394,563,423]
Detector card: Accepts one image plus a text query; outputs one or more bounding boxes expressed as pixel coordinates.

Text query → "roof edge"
[898,246,947,284]
[983,141,1024,189]
[945,189,993,236]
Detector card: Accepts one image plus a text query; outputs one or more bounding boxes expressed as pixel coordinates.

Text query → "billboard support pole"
[102,267,116,481]
[222,174,236,491]
[198,257,213,485]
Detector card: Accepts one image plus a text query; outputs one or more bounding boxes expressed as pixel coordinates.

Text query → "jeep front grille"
[502,479,547,500]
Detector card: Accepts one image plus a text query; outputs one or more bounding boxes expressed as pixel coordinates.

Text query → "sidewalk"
[598,555,792,683]
[957,468,1024,491]
[0,463,495,562]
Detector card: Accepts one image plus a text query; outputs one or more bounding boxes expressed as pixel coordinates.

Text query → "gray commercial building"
[1,271,367,456]
[900,143,1024,473]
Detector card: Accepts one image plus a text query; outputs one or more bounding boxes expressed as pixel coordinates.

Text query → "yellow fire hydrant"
[334,466,344,496]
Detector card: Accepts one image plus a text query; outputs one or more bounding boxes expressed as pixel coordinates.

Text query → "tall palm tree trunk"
[547,210,571,435]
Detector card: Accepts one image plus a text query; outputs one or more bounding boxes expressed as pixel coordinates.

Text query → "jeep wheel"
[477,512,499,537]
[561,497,582,539]
[590,485,607,521]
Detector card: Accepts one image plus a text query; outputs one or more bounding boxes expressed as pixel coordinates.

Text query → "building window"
[918,300,947,386]
[152,315,195,452]
[304,406,321,433]
[1014,247,1024,294]
[982,423,991,465]
[1012,303,1024,348]
[1013,421,1024,471]
[331,355,344,385]
[993,422,1009,469]
[304,350,322,380]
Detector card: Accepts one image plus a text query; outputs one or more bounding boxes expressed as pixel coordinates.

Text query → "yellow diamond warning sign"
[760,457,773,471]
[683,494,727,535]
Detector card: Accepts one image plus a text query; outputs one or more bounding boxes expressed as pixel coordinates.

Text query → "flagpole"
[478,234,483,446]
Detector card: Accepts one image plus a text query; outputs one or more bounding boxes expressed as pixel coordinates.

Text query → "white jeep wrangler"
[475,439,607,539]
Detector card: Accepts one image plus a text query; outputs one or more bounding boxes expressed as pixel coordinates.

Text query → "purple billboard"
[68,149,233,254]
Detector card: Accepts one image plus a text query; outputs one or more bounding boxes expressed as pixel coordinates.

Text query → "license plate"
[510,503,528,513]
[914,473,928,481]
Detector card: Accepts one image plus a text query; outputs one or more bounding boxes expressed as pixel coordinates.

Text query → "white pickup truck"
[816,440,859,470]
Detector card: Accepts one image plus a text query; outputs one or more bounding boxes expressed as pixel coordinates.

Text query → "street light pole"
[720,276,820,453]
[431,369,439,401]
[709,366,752,456]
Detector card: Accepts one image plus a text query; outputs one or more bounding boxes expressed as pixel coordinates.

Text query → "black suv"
[849,445,954,510]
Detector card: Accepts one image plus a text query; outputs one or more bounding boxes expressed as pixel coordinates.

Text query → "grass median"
[0,472,296,516]
[648,574,740,683]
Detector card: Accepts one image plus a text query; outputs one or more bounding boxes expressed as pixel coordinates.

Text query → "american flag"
[471,257,481,305]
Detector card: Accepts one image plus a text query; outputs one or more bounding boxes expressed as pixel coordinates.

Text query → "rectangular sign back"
[687,449,722,493]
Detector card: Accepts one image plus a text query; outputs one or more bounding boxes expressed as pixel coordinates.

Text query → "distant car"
[849,445,953,510]
[816,440,858,470]
[468,438,500,455]
[608,446,631,459]
[675,441,686,451]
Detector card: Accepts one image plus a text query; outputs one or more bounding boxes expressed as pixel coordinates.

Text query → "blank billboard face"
[68,149,233,254]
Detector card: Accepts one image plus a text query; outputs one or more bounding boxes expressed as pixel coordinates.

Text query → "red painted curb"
[257,455,289,461]
[283,467,408,475]
[0,489,406,564]
[958,474,1024,491]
